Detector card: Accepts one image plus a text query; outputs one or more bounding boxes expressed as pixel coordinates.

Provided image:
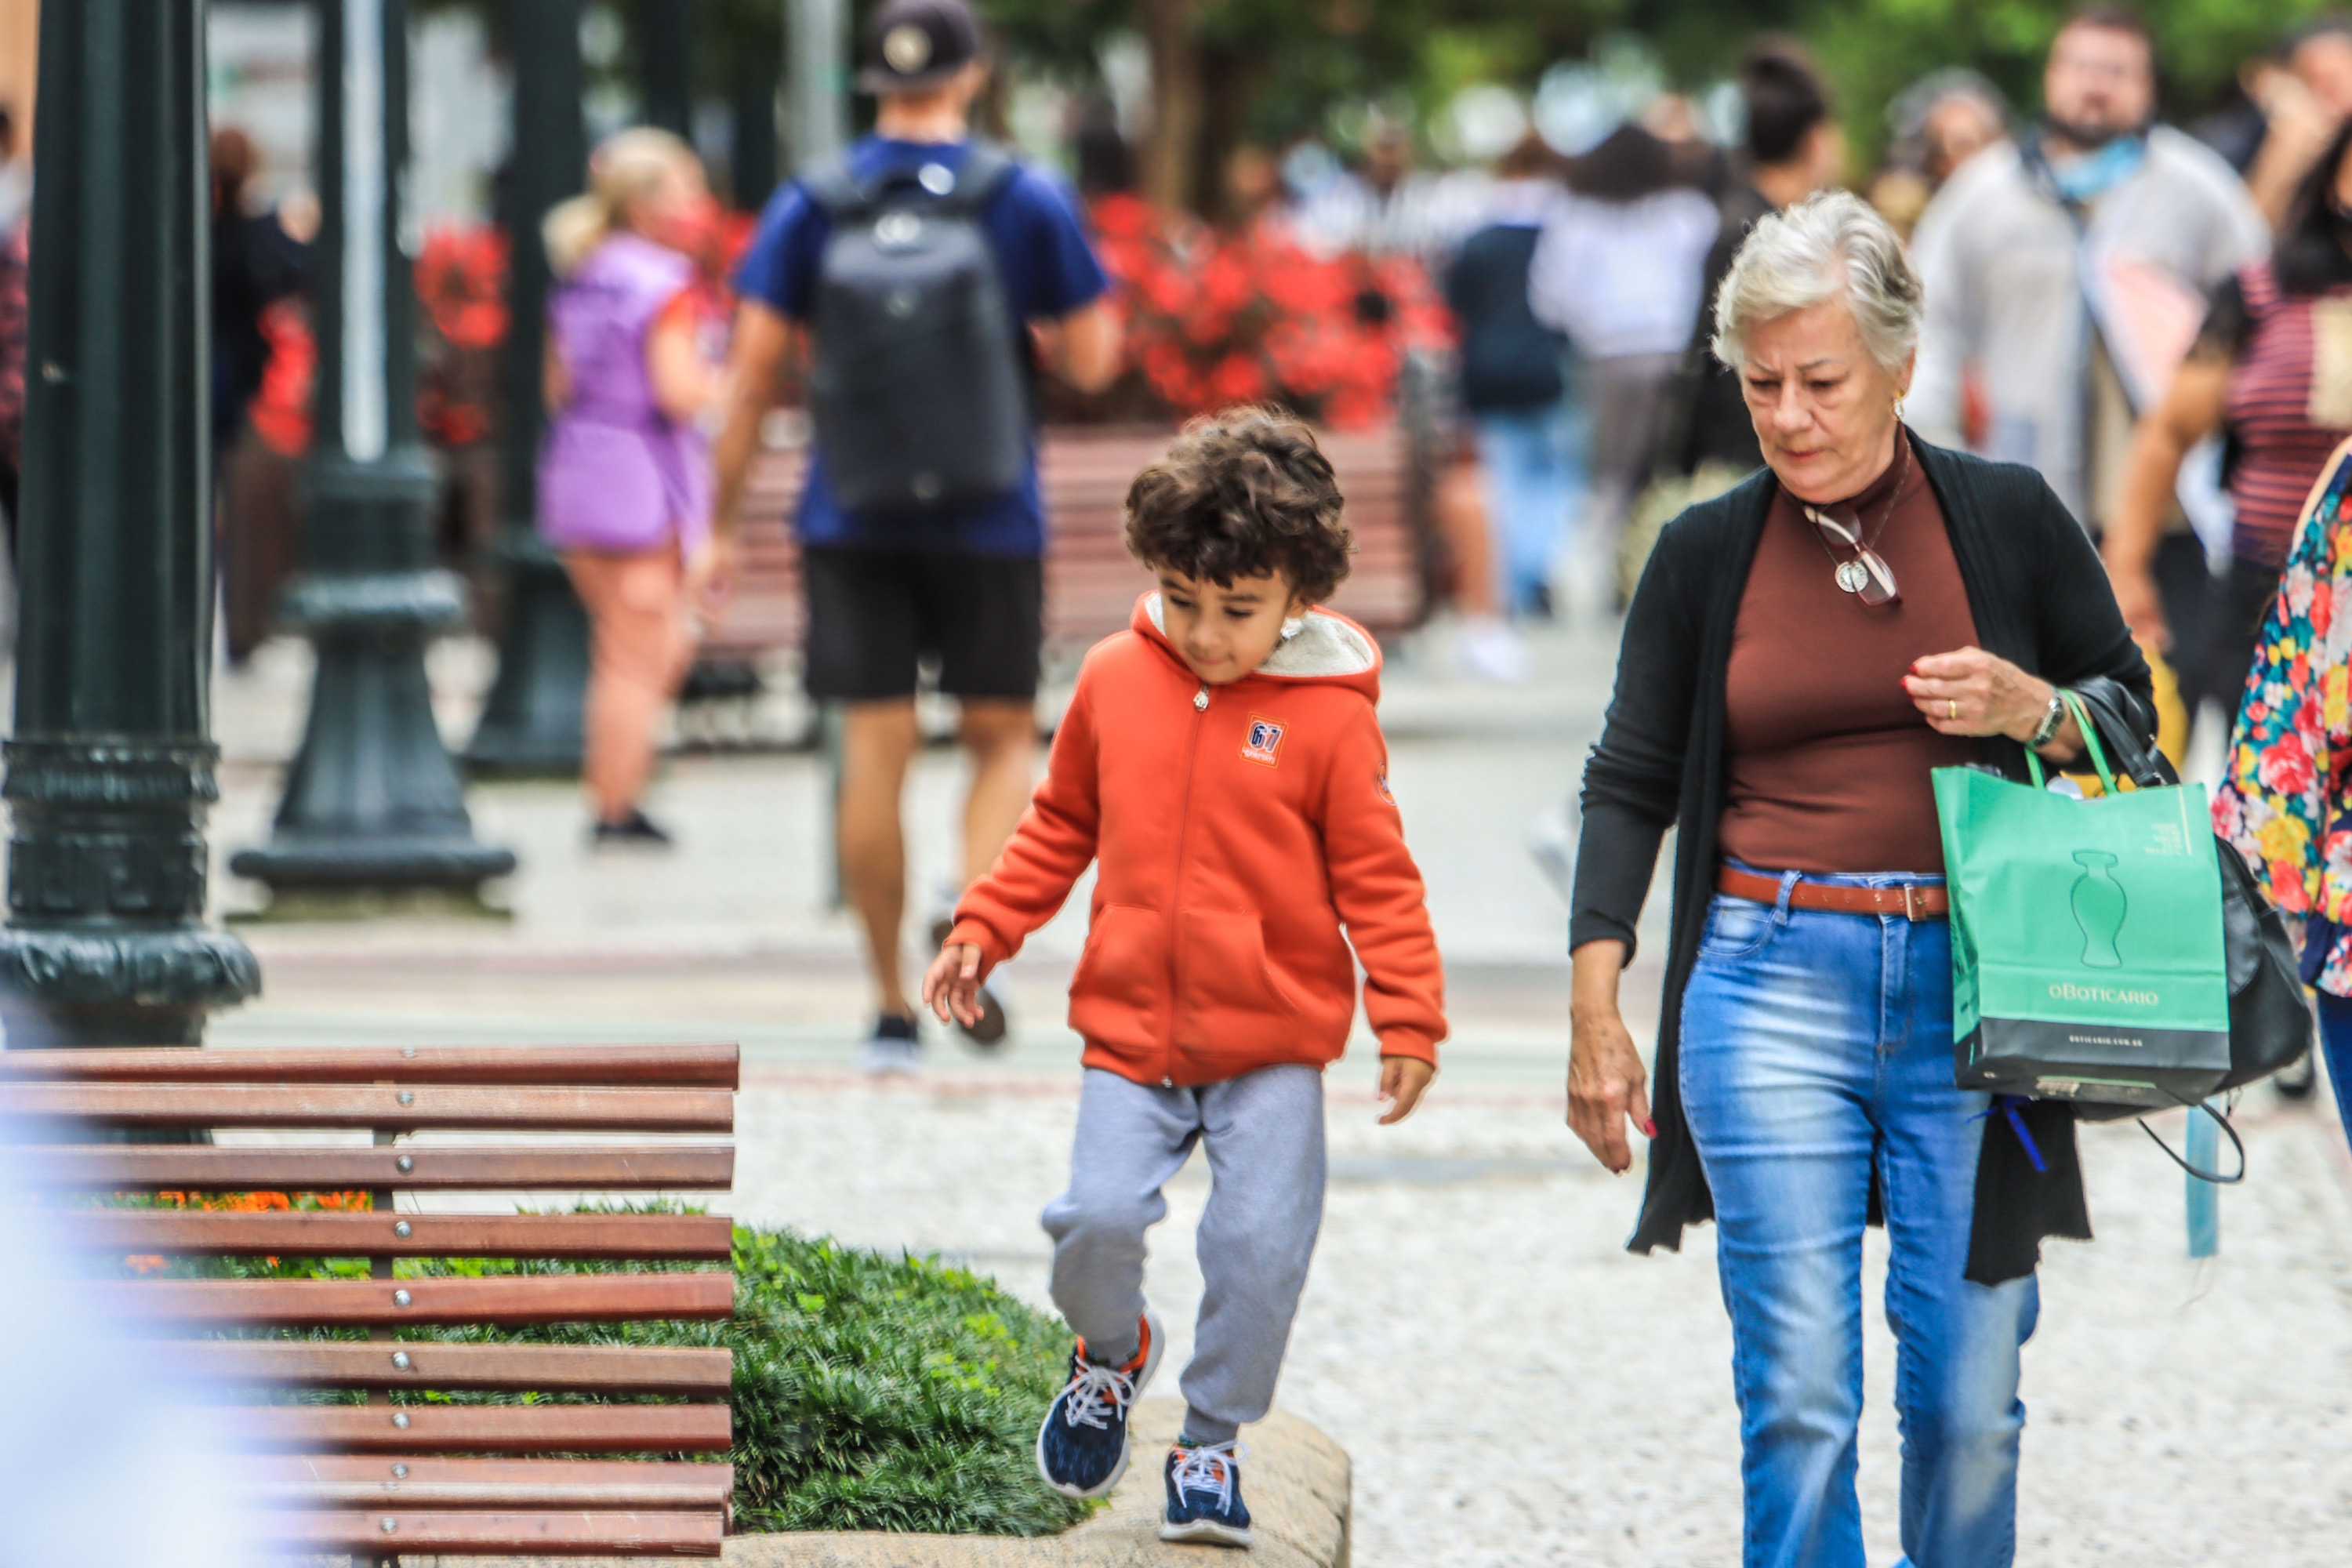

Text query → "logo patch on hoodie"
[1243,715,1287,768]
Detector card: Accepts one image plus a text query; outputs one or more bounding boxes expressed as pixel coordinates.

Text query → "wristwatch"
[2027,690,2066,750]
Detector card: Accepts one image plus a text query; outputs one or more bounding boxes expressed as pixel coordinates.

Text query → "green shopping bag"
[1932,692,2230,1109]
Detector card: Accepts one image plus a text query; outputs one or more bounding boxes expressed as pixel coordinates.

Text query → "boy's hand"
[1377,1056,1435,1125]
[922,942,985,1027]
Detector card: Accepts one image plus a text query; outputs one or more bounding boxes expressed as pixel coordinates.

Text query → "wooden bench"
[699,422,1433,680]
[2,1043,741,1561]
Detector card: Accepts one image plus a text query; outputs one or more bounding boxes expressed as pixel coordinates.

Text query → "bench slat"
[270,1508,724,1555]
[0,1044,740,1087]
[240,1401,729,1457]
[99,1272,735,1326]
[253,1456,732,1510]
[174,1341,732,1394]
[16,1143,736,1190]
[70,1210,735,1260]
[1,1083,734,1131]
[234,1402,733,1454]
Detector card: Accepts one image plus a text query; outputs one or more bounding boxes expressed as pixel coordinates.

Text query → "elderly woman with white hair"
[1566,191,2153,1566]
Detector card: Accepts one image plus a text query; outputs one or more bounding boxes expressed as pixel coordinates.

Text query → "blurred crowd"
[6,8,2352,726]
[1006,9,2352,717]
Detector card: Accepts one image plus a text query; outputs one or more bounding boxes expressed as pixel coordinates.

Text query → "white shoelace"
[1058,1358,1139,1431]
[1170,1441,1243,1509]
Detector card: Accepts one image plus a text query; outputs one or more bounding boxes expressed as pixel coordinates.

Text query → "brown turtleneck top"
[1719,431,1982,874]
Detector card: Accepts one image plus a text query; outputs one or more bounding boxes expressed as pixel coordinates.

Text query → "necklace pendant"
[1835,560,1869,593]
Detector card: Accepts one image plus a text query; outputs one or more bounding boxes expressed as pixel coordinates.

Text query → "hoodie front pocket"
[1068,904,1166,1047]
[1172,909,1301,1054]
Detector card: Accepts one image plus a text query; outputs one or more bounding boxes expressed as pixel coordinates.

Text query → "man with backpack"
[710,0,1120,1072]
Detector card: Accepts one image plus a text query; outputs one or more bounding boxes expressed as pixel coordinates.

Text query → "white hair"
[1710,189,1923,372]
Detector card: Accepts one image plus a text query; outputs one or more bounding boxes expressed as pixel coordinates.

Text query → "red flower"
[416,225,510,350]
[1184,307,1234,347]
[1139,264,1192,316]
[1199,249,1254,316]
[1209,352,1267,404]
[1089,192,1157,243]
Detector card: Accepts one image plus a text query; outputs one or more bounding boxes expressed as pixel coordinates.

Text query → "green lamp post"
[640,0,699,139]
[464,0,591,775]
[0,0,260,1046]
[229,0,517,909]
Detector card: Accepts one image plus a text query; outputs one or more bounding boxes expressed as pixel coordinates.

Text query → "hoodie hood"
[1134,591,1382,702]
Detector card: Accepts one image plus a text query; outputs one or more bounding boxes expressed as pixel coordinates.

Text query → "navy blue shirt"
[735,137,1110,555]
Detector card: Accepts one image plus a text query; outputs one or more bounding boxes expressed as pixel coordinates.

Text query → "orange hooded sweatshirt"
[948,594,1446,1089]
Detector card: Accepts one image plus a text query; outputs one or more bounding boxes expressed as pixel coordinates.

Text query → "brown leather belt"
[1718,866,1947,921]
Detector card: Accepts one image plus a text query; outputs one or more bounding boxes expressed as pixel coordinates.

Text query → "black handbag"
[2064,678,2314,1174]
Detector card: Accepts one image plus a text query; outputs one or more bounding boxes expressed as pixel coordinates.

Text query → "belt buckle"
[1900,884,1929,922]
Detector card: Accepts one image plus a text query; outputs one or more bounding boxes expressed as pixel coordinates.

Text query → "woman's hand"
[1903,647,2064,746]
[684,532,740,618]
[1568,941,1652,1174]
[2103,562,2171,651]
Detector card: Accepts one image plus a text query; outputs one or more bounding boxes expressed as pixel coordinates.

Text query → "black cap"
[857,0,984,95]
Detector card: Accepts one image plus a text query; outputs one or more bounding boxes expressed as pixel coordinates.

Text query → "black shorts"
[800,546,1044,702]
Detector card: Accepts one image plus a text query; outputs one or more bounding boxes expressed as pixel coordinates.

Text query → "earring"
[1280,615,1306,640]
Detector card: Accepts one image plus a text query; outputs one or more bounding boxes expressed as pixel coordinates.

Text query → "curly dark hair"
[1123,407,1354,604]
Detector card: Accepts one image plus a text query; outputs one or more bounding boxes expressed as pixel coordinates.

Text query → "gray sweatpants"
[1040,1064,1327,1447]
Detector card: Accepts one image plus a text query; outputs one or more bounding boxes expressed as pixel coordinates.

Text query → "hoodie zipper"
[1163,681,1210,1087]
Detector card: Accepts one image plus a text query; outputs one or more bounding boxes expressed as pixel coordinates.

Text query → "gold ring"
[1948,699,1958,720]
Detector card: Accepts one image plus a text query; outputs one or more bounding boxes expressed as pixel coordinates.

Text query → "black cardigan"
[1570,437,2156,1285]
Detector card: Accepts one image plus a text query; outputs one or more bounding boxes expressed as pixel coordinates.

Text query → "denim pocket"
[1697,893,1777,962]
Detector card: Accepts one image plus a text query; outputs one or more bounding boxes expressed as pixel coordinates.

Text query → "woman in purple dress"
[539,129,725,844]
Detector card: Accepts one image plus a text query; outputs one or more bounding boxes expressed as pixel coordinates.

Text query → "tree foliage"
[980,0,2343,172]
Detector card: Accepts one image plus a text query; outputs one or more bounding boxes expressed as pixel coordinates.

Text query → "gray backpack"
[799,143,1029,518]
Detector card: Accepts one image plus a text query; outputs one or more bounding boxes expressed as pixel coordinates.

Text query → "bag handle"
[2066,677,2176,789]
[2024,689,2118,794]
[2138,1098,2247,1185]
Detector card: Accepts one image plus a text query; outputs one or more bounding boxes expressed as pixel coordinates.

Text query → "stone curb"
[419,1401,1349,1568]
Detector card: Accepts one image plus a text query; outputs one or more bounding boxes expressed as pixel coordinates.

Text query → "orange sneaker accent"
[1073,1311,1153,1376]
[1120,1312,1152,1376]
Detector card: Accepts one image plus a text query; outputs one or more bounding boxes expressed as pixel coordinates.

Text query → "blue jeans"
[1472,402,1584,615]
[1680,869,2040,1568]
[2312,993,2352,1147]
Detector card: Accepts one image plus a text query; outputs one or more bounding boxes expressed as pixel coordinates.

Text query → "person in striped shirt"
[2103,118,2352,725]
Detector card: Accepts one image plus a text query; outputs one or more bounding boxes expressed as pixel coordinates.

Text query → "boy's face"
[1155,569,1313,685]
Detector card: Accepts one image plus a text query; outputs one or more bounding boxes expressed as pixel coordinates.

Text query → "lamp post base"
[466,532,589,777]
[230,455,517,902]
[0,927,260,1047]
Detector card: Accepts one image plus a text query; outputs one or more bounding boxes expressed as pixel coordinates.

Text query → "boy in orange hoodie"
[924,408,1446,1548]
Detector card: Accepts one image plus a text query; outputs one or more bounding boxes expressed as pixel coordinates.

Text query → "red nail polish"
[1641,1119,1657,1138]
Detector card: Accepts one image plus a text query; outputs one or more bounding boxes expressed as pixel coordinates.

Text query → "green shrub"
[710,1229,1091,1534]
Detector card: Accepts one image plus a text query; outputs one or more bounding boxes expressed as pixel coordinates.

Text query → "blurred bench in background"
[684,423,1432,744]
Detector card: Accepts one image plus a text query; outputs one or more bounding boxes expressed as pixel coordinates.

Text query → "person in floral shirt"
[2214,434,2352,1141]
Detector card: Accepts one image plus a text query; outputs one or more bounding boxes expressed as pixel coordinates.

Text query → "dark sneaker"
[959,977,1010,1049]
[859,1013,921,1076]
[1160,1439,1251,1548]
[591,809,673,848]
[1035,1307,1163,1499]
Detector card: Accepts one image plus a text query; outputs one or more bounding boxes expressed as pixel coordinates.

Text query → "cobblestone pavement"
[188,621,2352,1565]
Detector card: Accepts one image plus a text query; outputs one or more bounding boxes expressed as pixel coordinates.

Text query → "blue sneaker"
[1034,1307,1163,1499]
[1160,1438,1251,1547]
